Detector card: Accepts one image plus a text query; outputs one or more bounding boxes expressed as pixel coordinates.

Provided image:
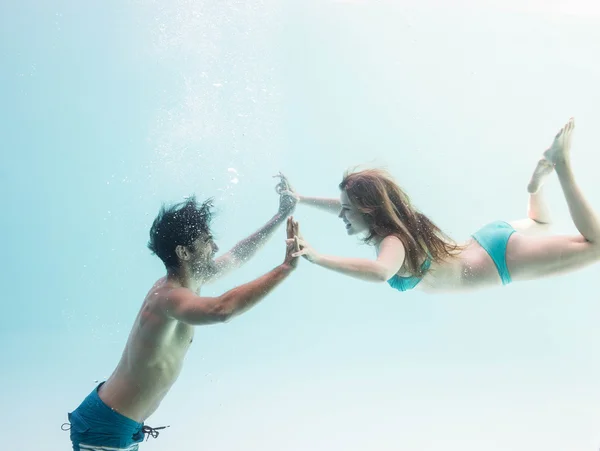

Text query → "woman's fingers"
[286,236,305,249]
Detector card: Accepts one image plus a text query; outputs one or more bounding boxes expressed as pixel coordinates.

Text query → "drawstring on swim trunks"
[60,422,170,441]
[142,424,170,441]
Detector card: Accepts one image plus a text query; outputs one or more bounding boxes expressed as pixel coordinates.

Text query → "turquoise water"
[2,1,600,450]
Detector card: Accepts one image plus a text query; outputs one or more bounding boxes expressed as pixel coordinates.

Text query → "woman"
[275,118,600,293]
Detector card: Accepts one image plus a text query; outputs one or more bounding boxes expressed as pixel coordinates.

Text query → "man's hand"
[274,172,299,216]
[283,216,300,269]
[284,220,320,264]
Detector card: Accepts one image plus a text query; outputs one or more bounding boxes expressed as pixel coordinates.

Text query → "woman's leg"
[527,157,554,194]
[509,186,553,236]
[508,154,554,236]
[506,118,600,281]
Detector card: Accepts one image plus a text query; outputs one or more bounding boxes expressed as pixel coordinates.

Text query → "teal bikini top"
[387,257,431,292]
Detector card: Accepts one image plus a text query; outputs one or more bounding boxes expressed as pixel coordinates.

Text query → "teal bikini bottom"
[387,220,516,291]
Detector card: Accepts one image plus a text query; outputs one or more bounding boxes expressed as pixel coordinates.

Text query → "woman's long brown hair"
[340,168,463,277]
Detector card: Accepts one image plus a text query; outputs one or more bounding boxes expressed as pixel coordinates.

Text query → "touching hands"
[284,217,301,269]
[285,222,320,264]
[277,173,319,265]
[274,172,299,216]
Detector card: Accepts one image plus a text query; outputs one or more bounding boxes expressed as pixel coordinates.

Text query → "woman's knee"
[509,218,551,236]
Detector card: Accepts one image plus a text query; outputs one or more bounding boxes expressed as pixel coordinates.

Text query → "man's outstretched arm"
[207,188,297,282]
[165,263,293,324]
[163,218,300,324]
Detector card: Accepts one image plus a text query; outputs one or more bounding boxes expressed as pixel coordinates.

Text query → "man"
[65,181,299,451]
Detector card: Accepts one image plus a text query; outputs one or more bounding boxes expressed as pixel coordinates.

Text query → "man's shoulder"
[146,282,195,310]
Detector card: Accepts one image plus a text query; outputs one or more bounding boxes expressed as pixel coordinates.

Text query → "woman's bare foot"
[543,117,575,165]
[527,158,554,194]
[527,117,575,193]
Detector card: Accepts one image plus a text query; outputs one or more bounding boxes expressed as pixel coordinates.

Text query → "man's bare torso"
[98,278,194,423]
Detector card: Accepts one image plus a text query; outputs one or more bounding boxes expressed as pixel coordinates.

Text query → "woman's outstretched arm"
[298,195,341,215]
[290,235,406,282]
[274,172,341,216]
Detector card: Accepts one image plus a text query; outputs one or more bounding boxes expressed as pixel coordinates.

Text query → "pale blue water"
[2,1,600,450]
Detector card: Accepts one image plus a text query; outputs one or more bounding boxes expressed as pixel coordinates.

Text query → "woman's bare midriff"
[416,238,508,293]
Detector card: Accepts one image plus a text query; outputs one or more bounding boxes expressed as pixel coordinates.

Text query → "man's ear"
[175,245,189,261]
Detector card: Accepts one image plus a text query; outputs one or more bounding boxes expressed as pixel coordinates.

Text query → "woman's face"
[339,190,369,236]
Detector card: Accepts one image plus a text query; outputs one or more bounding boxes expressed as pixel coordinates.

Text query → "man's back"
[99,278,194,423]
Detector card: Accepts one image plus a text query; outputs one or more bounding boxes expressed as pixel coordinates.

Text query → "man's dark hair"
[148,196,215,269]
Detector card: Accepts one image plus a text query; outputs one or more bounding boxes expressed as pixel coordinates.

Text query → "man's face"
[188,232,219,275]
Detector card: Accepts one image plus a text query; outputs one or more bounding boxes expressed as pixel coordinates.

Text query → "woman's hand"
[286,232,321,264]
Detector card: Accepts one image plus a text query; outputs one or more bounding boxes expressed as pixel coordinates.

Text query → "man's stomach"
[98,360,184,422]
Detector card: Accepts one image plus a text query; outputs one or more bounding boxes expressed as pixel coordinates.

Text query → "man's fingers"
[294,236,300,252]
[286,217,295,238]
[274,171,295,193]
[286,236,304,250]
[273,172,288,189]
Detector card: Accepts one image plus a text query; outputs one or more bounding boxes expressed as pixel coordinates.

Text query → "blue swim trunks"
[471,220,516,285]
[66,383,156,451]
